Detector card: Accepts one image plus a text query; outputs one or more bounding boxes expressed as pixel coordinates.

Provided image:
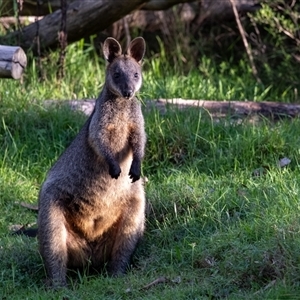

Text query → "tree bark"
[141,0,195,10]
[0,45,27,79]
[0,0,149,53]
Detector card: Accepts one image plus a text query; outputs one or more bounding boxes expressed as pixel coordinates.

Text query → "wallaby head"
[103,37,146,99]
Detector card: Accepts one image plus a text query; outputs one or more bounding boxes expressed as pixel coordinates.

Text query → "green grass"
[1,40,300,299]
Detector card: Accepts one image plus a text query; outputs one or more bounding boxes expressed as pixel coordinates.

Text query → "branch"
[273,16,300,46]
[229,0,261,84]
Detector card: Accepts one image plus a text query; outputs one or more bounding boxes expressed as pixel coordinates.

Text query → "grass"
[1,39,300,299]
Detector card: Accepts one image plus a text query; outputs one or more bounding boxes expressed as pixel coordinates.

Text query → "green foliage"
[248,0,300,92]
[146,0,300,101]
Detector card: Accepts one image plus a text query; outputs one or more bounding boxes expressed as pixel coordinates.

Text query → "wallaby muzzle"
[123,89,134,99]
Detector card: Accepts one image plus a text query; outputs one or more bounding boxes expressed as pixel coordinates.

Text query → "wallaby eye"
[134,73,139,79]
[114,72,120,79]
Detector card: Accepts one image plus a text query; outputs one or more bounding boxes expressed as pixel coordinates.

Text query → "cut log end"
[0,45,27,79]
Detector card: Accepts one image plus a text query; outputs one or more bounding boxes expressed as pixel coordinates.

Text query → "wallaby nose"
[123,89,134,99]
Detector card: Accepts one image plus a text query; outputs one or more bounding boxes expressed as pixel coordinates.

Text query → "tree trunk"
[0,0,149,54]
[0,45,27,79]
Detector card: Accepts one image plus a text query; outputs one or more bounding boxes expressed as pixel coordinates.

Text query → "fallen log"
[155,99,300,118]
[44,98,300,119]
[0,45,27,79]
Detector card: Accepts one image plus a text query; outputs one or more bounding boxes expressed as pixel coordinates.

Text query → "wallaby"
[37,37,146,287]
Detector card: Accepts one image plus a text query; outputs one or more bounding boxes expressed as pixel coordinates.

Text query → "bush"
[249,0,300,94]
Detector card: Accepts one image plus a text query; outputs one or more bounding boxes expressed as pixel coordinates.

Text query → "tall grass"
[142,42,299,101]
[1,38,300,299]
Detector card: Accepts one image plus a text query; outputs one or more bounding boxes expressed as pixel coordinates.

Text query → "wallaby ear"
[103,37,122,63]
[126,37,146,64]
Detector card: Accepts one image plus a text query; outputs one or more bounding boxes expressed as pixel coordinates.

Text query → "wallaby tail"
[12,227,38,237]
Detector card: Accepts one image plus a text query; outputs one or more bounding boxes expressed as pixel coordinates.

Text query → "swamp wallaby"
[38,37,146,287]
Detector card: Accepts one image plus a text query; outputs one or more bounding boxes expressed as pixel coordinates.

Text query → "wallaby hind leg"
[107,192,145,276]
[38,196,68,287]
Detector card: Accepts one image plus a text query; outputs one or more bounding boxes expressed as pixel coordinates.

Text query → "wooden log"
[0,0,149,54]
[155,99,300,118]
[0,45,27,79]
[44,98,300,119]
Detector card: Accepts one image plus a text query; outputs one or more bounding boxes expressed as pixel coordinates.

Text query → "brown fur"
[37,37,146,287]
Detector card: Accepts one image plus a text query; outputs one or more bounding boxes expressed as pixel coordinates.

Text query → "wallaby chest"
[103,104,133,148]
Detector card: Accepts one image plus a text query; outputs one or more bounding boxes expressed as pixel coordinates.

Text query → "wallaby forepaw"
[109,164,121,179]
[129,160,141,182]
[129,171,140,183]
